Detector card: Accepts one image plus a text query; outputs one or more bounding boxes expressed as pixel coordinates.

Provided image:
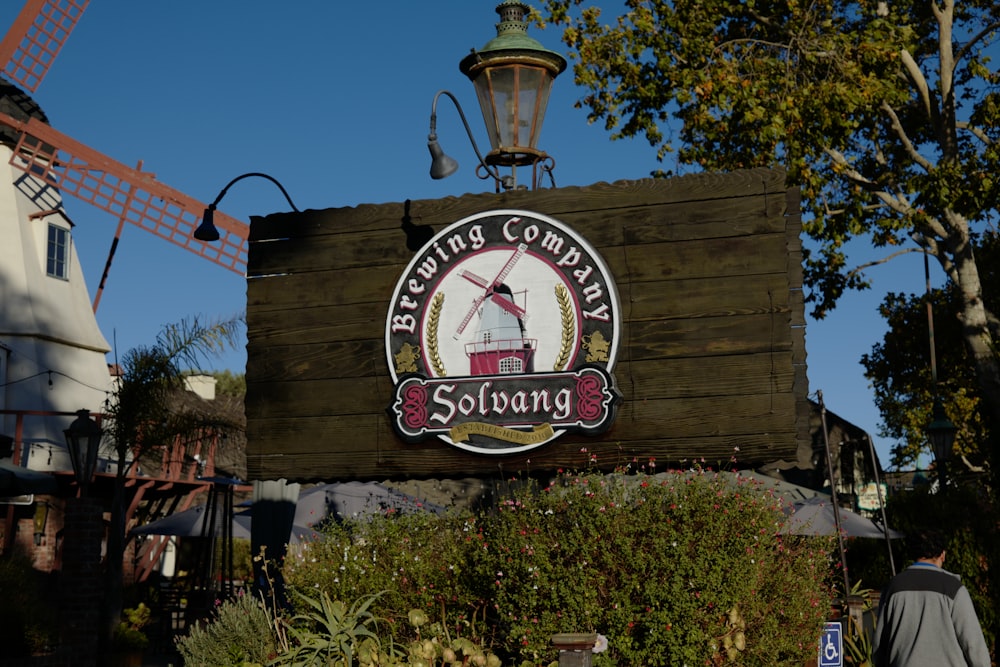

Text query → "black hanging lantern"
[63,409,102,494]
[459,1,566,169]
[927,397,957,485]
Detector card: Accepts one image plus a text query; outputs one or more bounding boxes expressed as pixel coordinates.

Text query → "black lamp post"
[63,409,102,496]
[927,396,957,488]
[921,249,957,489]
[429,1,566,191]
[61,409,105,666]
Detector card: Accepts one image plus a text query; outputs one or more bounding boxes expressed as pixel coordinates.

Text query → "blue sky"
[2,1,944,469]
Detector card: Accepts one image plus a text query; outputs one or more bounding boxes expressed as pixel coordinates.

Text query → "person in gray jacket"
[872,529,991,666]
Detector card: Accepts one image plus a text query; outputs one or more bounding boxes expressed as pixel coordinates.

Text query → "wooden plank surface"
[245,169,809,482]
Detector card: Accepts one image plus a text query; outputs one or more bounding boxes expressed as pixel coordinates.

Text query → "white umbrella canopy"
[225,481,448,545]
[131,503,321,545]
[783,497,904,539]
[131,503,253,540]
[132,481,443,545]
[283,481,447,533]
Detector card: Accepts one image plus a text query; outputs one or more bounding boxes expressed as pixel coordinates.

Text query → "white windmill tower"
[0,79,110,471]
[0,1,249,473]
[454,243,536,375]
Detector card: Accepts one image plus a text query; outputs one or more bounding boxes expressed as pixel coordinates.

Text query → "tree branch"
[954,20,1000,64]
[845,247,923,283]
[956,121,994,146]
[824,147,917,217]
[899,49,936,122]
[879,102,935,171]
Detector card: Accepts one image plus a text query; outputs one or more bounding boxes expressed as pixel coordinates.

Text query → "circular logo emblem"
[386,210,621,454]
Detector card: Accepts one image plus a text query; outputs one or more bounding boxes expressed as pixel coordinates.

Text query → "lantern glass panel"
[517,66,550,147]
[472,69,502,149]
[473,64,555,151]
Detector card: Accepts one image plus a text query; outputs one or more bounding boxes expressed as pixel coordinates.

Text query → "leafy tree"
[99,315,243,653]
[861,233,1000,469]
[538,0,1000,467]
[211,369,246,397]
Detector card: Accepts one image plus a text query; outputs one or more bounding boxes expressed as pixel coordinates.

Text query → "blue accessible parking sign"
[819,621,843,667]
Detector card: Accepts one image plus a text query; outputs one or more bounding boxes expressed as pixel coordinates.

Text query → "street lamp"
[927,396,957,487]
[194,172,300,242]
[429,1,567,191]
[61,409,105,665]
[921,248,957,488]
[63,409,102,495]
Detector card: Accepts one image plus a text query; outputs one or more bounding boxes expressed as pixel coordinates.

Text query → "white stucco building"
[0,86,112,473]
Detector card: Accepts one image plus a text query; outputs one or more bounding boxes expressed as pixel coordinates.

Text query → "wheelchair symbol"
[819,622,843,667]
[824,636,839,661]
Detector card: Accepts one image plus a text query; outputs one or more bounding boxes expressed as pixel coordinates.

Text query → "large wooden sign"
[245,168,807,482]
[385,209,622,454]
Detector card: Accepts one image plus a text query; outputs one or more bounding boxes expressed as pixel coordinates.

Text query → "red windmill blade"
[453,294,487,339]
[0,0,250,286]
[491,243,527,287]
[0,0,88,93]
[453,243,529,338]
[0,111,248,274]
[459,269,490,289]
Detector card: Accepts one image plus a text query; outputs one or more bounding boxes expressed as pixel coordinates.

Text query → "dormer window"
[46,224,69,279]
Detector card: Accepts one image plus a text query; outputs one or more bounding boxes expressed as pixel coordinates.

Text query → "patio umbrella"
[290,480,447,529]
[235,480,447,544]
[131,503,253,540]
[783,497,904,539]
[0,461,58,496]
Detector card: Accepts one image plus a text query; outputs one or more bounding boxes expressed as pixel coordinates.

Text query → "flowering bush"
[283,468,835,666]
[475,469,835,666]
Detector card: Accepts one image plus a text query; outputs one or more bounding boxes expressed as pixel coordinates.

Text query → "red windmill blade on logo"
[453,243,528,338]
[490,292,527,320]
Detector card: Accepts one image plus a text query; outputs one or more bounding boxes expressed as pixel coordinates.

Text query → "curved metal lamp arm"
[428,90,500,183]
[195,172,300,242]
[209,172,300,212]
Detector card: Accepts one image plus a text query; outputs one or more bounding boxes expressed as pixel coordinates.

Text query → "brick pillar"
[61,497,104,667]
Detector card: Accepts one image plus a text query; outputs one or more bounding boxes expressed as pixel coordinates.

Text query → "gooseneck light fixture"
[195,172,300,242]
[429,90,503,186]
[63,409,102,496]
[429,1,566,191]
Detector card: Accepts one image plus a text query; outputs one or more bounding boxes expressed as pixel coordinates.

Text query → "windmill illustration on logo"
[453,243,536,376]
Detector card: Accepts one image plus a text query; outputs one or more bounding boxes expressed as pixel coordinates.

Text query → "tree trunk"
[953,244,1000,471]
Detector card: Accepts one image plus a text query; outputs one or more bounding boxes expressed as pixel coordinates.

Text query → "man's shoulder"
[884,565,963,600]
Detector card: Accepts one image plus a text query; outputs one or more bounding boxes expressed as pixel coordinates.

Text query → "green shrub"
[475,470,835,666]
[280,590,383,665]
[282,469,836,666]
[113,603,151,650]
[265,587,501,666]
[175,589,278,666]
[0,548,57,656]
